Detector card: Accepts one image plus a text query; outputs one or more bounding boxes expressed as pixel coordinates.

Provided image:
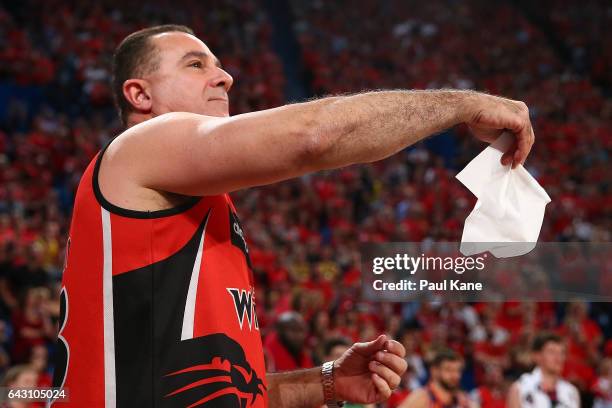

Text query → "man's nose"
[210,67,234,92]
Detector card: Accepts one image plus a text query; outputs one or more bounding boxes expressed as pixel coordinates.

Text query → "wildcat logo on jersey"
[227,287,259,331]
[162,333,265,407]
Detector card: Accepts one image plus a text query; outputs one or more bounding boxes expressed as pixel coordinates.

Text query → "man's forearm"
[302,89,474,170]
[267,368,324,408]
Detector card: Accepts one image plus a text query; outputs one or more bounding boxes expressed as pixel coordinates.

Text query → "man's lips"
[208,97,228,102]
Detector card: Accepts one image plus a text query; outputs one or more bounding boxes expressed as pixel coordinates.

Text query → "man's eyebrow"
[179,51,223,68]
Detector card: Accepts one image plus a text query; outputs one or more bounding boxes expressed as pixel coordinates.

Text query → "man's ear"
[123,79,152,114]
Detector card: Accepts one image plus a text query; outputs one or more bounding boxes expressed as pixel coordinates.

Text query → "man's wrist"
[321,361,344,407]
[267,367,332,408]
[451,89,480,124]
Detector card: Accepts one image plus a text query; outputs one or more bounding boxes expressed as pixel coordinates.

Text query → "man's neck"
[538,367,559,392]
[127,112,154,128]
[431,381,456,404]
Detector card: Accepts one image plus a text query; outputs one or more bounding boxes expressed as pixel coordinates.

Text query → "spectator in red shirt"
[470,363,507,408]
[28,344,51,387]
[556,300,602,394]
[472,309,511,382]
[264,311,314,372]
[558,300,602,363]
[10,288,54,364]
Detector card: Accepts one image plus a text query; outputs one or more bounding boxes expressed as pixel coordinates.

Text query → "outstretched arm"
[106,89,534,196]
[266,335,407,408]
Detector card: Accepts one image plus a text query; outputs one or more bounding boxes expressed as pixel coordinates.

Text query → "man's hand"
[333,334,407,403]
[462,93,535,169]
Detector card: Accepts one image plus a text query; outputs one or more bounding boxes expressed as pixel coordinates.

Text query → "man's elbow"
[297,130,328,171]
[294,96,356,169]
[293,109,331,171]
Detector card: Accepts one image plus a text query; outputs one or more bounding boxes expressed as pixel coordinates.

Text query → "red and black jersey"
[51,140,267,407]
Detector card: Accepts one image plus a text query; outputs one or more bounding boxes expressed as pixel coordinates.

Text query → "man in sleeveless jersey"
[52,24,536,407]
[507,333,580,408]
[398,349,476,408]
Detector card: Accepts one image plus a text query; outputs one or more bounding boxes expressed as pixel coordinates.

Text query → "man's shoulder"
[515,368,537,385]
[101,113,200,169]
[557,378,580,408]
[558,377,579,394]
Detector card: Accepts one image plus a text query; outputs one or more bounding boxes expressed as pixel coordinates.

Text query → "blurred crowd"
[0,0,610,406]
[534,0,611,92]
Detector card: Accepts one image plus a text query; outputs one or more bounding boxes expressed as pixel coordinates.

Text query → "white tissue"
[456,133,551,258]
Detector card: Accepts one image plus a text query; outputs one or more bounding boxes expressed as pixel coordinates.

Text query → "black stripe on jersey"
[51,288,69,391]
[112,209,264,407]
[93,139,201,219]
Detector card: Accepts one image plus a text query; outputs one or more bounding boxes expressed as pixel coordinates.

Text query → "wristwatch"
[321,361,344,408]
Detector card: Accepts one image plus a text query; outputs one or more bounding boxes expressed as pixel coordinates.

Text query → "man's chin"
[201,101,230,117]
[438,380,460,392]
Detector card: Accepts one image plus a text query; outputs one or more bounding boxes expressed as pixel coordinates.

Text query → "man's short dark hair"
[112,24,194,125]
[431,348,463,367]
[532,332,563,352]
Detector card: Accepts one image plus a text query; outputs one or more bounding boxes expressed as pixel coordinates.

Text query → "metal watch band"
[321,361,344,408]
